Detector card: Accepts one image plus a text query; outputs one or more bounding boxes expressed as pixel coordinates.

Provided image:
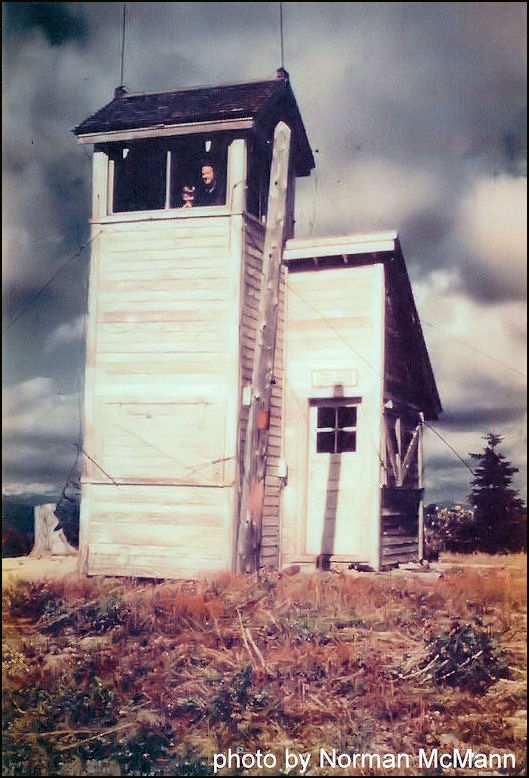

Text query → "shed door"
[306,400,367,558]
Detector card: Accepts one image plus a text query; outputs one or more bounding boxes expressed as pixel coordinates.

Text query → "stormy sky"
[2,2,527,505]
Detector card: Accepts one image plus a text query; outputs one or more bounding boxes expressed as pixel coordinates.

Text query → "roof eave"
[73,117,255,144]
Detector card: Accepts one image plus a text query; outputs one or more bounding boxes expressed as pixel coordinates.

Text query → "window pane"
[170,136,227,208]
[337,406,357,428]
[317,431,335,453]
[337,430,356,453]
[317,407,335,429]
[113,142,166,212]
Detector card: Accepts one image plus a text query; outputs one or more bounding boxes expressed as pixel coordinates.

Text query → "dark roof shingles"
[74,81,282,135]
[73,79,314,175]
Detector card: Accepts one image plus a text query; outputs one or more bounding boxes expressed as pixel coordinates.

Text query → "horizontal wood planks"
[86,216,238,478]
[82,214,241,577]
[85,484,232,577]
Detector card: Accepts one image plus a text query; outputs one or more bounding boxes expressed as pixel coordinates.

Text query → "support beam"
[237,121,291,573]
[92,151,109,219]
[400,424,420,483]
[418,412,425,560]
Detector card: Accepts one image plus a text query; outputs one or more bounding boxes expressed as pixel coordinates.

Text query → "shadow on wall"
[317,383,344,571]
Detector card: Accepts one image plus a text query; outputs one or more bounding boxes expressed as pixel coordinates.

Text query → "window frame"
[100,133,232,216]
[310,398,361,455]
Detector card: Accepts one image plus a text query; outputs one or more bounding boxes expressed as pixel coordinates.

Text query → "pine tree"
[468,433,527,553]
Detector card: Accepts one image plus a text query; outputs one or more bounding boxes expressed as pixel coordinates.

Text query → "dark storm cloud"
[399,209,455,274]
[438,405,527,431]
[423,460,474,505]
[459,258,527,304]
[3,2,89,46]
[2,2,526,503]
[426,456,471,473]
[3,375,81,489]
[2,444,77,482]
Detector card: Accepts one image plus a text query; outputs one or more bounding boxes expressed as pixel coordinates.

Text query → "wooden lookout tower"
[74,70,441,577]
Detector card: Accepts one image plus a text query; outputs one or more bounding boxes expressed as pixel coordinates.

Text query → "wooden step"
[381,535,417,548]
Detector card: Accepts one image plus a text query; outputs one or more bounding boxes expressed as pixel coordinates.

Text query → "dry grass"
[2,556,526,776]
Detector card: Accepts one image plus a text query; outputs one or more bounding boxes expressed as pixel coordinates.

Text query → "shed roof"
[73,73,315,176]
[283,232,442,420]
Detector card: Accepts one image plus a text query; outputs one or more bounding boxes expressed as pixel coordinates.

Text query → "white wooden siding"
[81,214,241,577]
[281,263,385,570]
[85,484,233,577]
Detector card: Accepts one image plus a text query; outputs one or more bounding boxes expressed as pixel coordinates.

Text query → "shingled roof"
[73,74,315,176]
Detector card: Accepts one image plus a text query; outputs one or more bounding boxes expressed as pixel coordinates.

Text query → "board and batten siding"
[80,213,242,578]
[281,263,385,570]
[260,264,286,568]
[239,215,285,569]
[239,217,265,486]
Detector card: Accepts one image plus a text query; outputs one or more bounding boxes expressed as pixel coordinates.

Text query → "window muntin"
[316,404,358,454]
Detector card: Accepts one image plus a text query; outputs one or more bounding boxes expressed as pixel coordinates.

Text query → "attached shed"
[73,71,440,578]
[280,233,441,572]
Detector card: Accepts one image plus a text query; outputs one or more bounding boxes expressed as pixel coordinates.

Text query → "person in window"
[180,184,196,208]
[195,161,224,206]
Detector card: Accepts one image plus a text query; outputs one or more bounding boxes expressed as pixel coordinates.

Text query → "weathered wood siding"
[260,265,286,568]
[81,214,242,577]
[239,216,285,569]
[281,263,385,570]
[382,261,426,566]
[239,217,265,485]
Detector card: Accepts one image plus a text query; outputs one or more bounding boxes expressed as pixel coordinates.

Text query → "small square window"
[315,403,358,454]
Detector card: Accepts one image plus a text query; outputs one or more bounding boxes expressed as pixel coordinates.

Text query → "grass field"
[2,554,527,776]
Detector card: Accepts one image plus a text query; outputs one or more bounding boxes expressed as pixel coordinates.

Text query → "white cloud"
[414,284,527,397]
[2,482,59,497]
[413,280,527,502]
[296,156,439,237]
[3,376,80,442]
[455,174,527,292]
[3,377,81,495]
[46,315,86,351]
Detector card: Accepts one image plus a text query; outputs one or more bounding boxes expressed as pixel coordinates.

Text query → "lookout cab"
[74,70,440,578]
[74,70,314,577]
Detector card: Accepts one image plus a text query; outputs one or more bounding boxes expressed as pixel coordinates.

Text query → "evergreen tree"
[468,433,527,553]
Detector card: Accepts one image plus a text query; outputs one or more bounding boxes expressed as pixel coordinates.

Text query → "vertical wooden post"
[418,411,425,561]
[107,159,115,215]
[164,150,172,209]
[237,121,291,573]
[395,416,402,486]
[228,139,247,213]
[92,151,109,219]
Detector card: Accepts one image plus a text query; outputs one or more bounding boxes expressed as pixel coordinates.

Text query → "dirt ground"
[2,551,519,586]
[2,554,79,584]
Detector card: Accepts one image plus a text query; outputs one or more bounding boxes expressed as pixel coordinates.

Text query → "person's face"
[201,165,215,186]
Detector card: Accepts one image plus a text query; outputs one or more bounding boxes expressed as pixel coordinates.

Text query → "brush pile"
[2,556,527,776]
